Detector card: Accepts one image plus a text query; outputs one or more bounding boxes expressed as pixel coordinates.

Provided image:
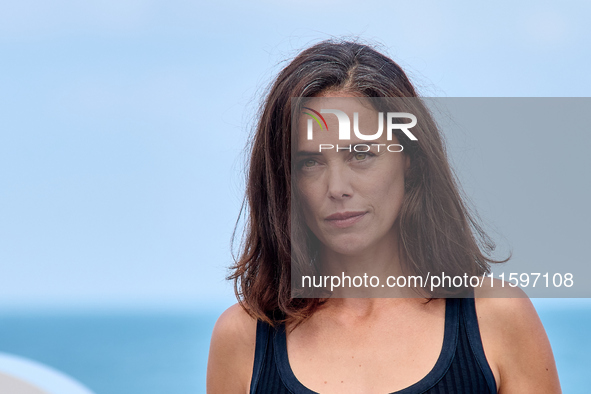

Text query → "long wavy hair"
[229,39,508,326]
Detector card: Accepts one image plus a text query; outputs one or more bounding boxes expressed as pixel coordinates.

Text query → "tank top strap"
[391,296,460,393]
[460,296,498,393]
[250,320,271,394]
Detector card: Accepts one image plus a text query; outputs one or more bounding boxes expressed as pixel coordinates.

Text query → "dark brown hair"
[229,39,508,326]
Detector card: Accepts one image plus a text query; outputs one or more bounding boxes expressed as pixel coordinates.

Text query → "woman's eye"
[303,159,317,167]
[354,152,368,160]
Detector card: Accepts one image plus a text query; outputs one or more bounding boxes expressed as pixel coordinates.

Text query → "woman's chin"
[323,239,371,257]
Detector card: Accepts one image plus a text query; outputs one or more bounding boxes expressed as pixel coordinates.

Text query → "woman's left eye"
[353,152,369,160]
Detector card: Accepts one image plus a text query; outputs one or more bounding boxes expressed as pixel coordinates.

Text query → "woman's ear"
[405,154,410,171]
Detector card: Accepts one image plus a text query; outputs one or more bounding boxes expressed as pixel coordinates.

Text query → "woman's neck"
[316,229,416,297]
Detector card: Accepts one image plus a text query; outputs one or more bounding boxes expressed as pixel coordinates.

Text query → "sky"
[0,0,589,310]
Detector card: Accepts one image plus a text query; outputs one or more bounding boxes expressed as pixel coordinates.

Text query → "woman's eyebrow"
[296,141,385,156]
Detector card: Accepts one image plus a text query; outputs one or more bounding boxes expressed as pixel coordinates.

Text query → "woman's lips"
[325,211,367,228]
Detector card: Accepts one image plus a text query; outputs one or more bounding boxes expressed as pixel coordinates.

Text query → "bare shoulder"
[474,279,561,393]
[211,302,258,346]
[206,303,258,394]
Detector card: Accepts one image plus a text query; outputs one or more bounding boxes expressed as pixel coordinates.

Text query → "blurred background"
[0,0,589,393]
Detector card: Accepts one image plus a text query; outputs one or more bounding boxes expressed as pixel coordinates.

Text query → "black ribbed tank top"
[250,297,497,393]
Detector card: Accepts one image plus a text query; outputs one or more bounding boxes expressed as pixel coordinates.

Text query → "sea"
[0,302,588,394]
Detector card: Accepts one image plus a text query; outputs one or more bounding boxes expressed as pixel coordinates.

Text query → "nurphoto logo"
[303,107,417,152]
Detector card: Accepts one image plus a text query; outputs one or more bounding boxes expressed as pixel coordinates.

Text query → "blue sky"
[0,0,589,310]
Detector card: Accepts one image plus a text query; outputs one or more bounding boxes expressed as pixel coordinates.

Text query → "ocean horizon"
[0,301,588,393]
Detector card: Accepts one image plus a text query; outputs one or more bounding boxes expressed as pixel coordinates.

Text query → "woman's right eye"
[298,159,318,169]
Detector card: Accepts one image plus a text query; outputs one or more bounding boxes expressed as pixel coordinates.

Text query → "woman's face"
[295,94,410,257]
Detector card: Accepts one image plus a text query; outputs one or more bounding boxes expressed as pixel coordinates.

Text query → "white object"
[0,353,94,394]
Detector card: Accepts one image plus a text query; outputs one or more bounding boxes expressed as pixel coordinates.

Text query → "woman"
[207,40,561,393]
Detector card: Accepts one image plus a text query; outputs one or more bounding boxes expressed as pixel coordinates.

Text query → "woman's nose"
[326,164,353,200]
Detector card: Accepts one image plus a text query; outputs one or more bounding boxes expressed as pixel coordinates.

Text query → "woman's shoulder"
[211,302,258,344]
[206,303,258,394]
[473,279,547,340]
[473,278,540,329]
[473,279,561,393]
